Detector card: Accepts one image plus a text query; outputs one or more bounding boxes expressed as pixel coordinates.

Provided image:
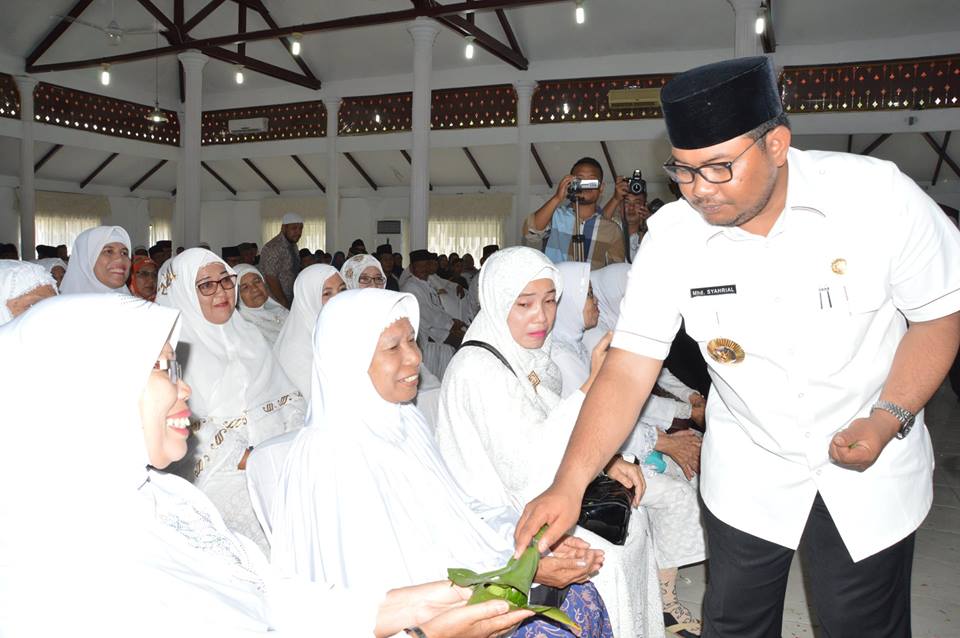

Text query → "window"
[261,217,326,251]
[35,213,104,250]
[428,215,504,258]
[148,218,172,246]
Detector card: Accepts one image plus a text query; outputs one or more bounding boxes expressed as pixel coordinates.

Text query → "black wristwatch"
[871,400,916,439]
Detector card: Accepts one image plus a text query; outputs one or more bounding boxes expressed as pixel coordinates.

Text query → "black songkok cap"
[409,249,432,263]
[661,56,783,150]
[221,245,240,259]
[376,243,393,256]
[482,244,499,258]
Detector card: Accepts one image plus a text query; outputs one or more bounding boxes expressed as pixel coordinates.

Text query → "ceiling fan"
[52,0,161,46]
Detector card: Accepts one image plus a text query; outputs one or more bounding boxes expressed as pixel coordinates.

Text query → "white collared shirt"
[612,147,960,561]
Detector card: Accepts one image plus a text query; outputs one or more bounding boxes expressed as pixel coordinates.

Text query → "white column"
[15,76,38,259]
[324,96,341,254]
[408,18,438,251]
[175,50,208,249]
[730,0,763,58]
[511,80,537,248]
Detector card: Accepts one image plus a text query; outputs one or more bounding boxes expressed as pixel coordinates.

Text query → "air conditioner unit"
[227,117,269,135]
[608,87,662,110]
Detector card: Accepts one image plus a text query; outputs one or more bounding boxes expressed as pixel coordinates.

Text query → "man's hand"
[690,402,706,429]
[456,285,465,299]
[611,176,628,202]
[829,411,900,472]
[535,536,604,586]
[604,456,645,506]
[554,175,575,202]
[656,430,702,480]
[514,482,584,557]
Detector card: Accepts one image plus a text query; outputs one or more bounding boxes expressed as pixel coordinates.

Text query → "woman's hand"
[418,600,534,638]
[582,331,613,394]
[655,430,702,480]
[535,535,604,586]
[604,456,645,506]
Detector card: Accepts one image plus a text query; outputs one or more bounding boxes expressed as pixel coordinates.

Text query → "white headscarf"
[35,257,68,277]
[234,263,289,346]
[0,260,57,325]
[553,261,592,396]
[583,262,631,353]
[461,246,564,402]
[0,294,381,637]
[340,254,385,289]
[271,289,515,590]
[59,225,131,294]
[273,264,340,400]
[155,248,298,421]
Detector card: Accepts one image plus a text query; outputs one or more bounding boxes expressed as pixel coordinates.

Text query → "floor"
[675,381,960,638]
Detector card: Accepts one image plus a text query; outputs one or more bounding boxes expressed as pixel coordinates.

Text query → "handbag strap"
[460,340,516,377]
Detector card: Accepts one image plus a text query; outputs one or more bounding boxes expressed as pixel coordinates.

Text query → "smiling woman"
[59,225,132,294]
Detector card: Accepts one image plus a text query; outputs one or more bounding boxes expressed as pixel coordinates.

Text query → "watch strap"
[871,400,915,439]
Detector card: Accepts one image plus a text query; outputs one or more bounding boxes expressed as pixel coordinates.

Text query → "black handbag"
[460,341,633,546]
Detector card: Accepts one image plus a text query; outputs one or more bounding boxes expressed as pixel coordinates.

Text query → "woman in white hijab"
[341,253,387,289]
[0,294,535,638]
[35,256,67,288]
[0,260,57,325]
[554,263,708,637]
[235,263,289,346]
[157,247,305,551]
[436,246,664,638]
[59,225,132,294]
[271,288,613,638]
[273,264,346,399]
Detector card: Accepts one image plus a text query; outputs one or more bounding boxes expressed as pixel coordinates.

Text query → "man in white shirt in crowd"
[402,250,466,376]
[515,56,960,638]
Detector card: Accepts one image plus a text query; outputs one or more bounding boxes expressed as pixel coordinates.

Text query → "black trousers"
[702,493,914,638]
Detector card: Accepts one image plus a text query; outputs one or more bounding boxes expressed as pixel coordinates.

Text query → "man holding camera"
[524,157,625,269]
[606,172,657,261]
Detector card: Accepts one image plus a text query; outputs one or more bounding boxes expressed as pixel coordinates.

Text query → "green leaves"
[446,525,581,635]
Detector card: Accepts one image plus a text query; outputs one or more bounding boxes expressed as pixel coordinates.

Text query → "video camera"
[567,177,600,198]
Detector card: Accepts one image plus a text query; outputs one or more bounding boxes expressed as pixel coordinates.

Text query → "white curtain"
[33,191,108,253]
[428,215,504,258]
[261,217,326,252]
[148,198,173,246]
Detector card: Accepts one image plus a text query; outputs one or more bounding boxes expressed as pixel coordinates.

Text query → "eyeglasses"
[358,275,386,287]
[662,135,763,185]
[154,357,181,384]
[195,274,237,297]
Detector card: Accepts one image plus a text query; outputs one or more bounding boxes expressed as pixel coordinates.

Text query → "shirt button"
[774,297,782,303]
[804,431,811,438]
[816,469,823,476]
[798,393,805,399]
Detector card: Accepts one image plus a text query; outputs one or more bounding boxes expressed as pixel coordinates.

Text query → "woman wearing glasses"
[156,248,306,552]
[341,253,388,290]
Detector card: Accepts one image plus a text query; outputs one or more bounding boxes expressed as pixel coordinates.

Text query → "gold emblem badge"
[831,258,847,275]
[527,371,541,389]
[706,338,745,364]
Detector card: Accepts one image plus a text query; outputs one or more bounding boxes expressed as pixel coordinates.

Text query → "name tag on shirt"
[691,285,737,298]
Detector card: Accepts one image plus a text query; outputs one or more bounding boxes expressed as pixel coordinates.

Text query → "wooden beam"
[34,144,63,173]
[244,0,320,84]
[237,1,247,58]
[846,134,853,154]
[463,147,491,189]
[434,13,529,70]
[291,155,326,192]
[80,152,119,189]
[243,158,280,194]
[495,9,522,55]
[860,133,890,156]
[129,159,168,192]
[202,47,321,90]
[344,152,378,190]
[923,132,960,180]
[931,131,952,187]
[202,161,237,195]
[175,0,184,28]
[134,0,178,35]
[401,149,432,190]
[600,141,617,181]
[25,0,96,67]
[27,0,563,72]
[178,61,185,103]
[530,144,552,188]
[184,0,229,32]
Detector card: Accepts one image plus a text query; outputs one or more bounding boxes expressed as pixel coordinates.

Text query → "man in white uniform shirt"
[516,56,960,638]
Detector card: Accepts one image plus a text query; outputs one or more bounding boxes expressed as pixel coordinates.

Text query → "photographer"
[605,173,656,261]
[524,157,625,269]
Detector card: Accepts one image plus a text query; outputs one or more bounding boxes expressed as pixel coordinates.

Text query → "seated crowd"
[0,172,710,638]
